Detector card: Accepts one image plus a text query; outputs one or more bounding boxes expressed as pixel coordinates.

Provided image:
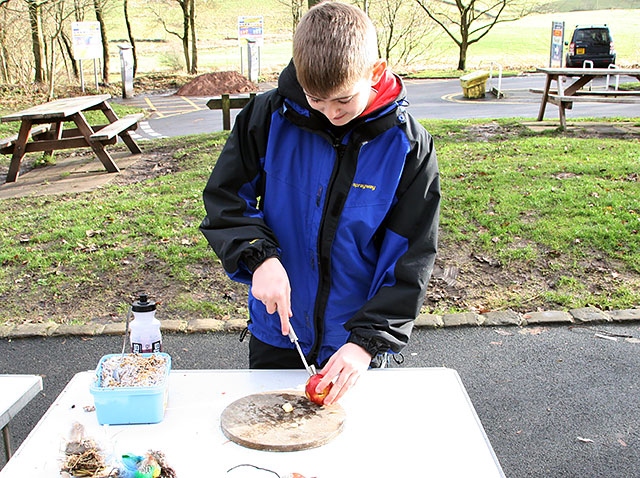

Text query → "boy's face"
[303,60,387,127]
[304,77,374,127]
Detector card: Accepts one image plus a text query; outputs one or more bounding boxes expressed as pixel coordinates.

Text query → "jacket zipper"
[309,137,348,365]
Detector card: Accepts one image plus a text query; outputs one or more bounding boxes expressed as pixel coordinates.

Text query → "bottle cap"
[132,293,157,312]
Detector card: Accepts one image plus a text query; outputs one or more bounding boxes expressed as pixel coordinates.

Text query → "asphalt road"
[2,323,640,477]
[118,74,640,139]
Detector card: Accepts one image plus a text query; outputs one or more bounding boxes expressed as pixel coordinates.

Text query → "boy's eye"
[338,97,353,104]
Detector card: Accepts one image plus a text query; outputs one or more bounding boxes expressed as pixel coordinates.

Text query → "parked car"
[565,25,616,68]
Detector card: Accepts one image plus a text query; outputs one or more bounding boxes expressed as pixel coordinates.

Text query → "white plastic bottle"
[129,293,162,353]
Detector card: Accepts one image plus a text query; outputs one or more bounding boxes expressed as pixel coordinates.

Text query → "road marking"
[144,97,162,118]
[136,121,167,140]
[141,96,207,119]
[180,96,205,110]
[442,91,534,105]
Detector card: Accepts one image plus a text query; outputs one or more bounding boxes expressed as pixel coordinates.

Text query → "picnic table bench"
[1,95,143,183]
[534,67,640,129]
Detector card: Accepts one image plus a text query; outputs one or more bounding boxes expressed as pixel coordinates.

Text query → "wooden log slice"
[220,390,346,452]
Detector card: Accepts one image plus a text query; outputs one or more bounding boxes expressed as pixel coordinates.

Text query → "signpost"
[549,21,565,68]
[238,16,263,82]
[118,44,134,99]
[71,21,103,91]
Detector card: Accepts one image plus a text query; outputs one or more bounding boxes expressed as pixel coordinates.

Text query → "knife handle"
[288,325,298,342]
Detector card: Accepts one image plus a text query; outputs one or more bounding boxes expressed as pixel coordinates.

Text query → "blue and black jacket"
[200,61,440,367]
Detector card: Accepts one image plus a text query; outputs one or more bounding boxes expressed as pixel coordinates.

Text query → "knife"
[288,324,317,376]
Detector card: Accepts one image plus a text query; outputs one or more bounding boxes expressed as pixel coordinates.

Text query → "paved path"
[115,75,640,139]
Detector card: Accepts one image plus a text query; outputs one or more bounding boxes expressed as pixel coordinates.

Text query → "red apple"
[305,373,332,405]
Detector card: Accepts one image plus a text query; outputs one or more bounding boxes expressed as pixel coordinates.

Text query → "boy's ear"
[371,59,387,84]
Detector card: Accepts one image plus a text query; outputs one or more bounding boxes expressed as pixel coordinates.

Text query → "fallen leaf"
[519,327,546,336]
[618,438,628,447]
[490,341,503,346]
[576,437,594,443]
[625,338,640,344]
[495,329,513,336]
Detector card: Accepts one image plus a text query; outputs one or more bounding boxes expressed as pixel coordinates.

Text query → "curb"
[1,307,639,340]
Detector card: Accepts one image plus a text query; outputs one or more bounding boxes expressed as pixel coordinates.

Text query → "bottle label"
[131,340,162,353]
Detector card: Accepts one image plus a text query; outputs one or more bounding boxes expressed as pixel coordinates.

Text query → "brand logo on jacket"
[352,182,376,191]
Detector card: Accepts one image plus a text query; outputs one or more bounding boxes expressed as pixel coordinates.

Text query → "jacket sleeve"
[199,93,281,284]
[346,117,440,357]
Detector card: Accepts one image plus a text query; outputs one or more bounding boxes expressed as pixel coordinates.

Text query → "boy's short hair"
[293,1,378,98]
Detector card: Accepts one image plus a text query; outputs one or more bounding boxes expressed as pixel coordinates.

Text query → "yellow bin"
[460,71,490,99]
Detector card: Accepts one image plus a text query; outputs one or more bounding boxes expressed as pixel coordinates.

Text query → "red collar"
[361,69,402,117]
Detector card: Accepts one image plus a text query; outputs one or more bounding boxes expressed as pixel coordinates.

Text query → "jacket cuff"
[348,333,389,358]
[241,242,280,273]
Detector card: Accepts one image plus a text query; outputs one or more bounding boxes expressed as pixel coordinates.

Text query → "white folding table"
[0,374,43,461]
[0,368,504,477]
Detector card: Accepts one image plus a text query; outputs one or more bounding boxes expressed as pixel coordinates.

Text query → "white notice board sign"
[71,22,103,60]
[238,16,264,47]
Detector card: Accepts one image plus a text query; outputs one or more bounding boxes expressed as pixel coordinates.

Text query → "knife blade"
[288,324,316,376]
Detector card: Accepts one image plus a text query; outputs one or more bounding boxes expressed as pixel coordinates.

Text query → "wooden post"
[222,94,231,131]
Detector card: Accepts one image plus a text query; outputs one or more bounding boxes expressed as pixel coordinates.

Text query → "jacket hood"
[276,60,407,127]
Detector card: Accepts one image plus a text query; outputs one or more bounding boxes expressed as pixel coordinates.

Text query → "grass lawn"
[0,118,638,325]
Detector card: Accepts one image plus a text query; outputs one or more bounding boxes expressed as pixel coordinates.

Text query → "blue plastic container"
[90,353,171,425]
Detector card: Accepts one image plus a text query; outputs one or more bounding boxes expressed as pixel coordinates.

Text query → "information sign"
[238,16,264,47]
[549,21,565,67]
[71,22,103,61]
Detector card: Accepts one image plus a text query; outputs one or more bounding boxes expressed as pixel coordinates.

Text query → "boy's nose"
[326,105,342,120]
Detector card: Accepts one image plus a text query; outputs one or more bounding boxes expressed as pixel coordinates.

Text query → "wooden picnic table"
[535,67,640,128]
[1,94,143,183]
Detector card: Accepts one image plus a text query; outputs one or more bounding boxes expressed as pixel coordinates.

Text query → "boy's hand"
[251,257,293,335]
[315,343,372,405]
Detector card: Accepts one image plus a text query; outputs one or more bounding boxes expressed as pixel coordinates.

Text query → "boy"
[200,1,440,405]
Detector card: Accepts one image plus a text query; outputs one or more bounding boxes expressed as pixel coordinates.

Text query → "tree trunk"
[308,0,321,8]
[60,30,79,78]
[189,0,197,74]
[27,0,45,83]
[181,0,190,73]
[0,23,8,82]
[457,41,468,71]
[48,36,56,100]
[94,0,109,84]
[123,0,138,76]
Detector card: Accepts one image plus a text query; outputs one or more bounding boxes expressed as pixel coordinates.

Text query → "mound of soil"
[175,71,259,96]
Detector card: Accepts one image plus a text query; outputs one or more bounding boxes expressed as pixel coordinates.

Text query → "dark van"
[565,25,616,68]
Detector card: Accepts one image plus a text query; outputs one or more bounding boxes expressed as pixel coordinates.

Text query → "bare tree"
[188,0,196,74]
[26,0,47,83]
[123,0,137,76]
[93,0,109,83]
[277,0,305,35]
[414,0,542,70]
[0,0,12,82]
[361,0,437,69]
[153,0,197,74]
